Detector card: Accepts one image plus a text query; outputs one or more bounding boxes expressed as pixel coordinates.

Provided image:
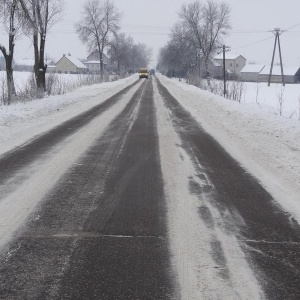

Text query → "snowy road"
[0,76,299,299]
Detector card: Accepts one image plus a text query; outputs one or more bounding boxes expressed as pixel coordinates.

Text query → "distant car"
[149,69,155,75]
[139,68,148,79]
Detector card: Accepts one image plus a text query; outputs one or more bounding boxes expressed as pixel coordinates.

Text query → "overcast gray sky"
[11,0,300,68]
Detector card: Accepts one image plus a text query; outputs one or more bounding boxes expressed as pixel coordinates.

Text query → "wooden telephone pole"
[217,45,230,97]
[268,28,285,86]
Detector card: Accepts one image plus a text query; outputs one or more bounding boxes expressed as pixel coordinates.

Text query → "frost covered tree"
[0,0,20,104]
[75,0,120,77]
[179,1,231,77]
[159,0,231,79]
[108,33,133,74]
[157,22,195,77]
[18,0,63,95]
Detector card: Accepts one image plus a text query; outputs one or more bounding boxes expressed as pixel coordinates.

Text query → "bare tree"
[0,0,20,104]
[131,43,152,70]
[276,86,285,116]
[157,22,197,79]
[18,0,63,95]
[108,33,132,74]
[179,0,230,77]
[75,0,120,77]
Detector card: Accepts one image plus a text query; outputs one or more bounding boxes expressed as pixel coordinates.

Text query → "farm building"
[258,66,300,84]
[214,53,246,77]
[241,64,265,82]
[84,60,101,73]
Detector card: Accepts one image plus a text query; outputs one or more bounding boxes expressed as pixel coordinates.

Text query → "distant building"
[46,59,56,73]
[240,64,265,82]
[214,53,247,77]
[87,50,109,64]
[258,66,300,84]
[56,54,88,74]
[209,60,222,78]
[84,60,101,73]
[84,50,110,73]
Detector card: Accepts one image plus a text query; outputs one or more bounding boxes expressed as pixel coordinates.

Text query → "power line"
[232,35,274,50]
[231,30,269,34]
[283,22,300,32]
[123,24,170,30]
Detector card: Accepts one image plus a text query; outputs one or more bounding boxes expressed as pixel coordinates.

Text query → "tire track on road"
[0,78,177,300]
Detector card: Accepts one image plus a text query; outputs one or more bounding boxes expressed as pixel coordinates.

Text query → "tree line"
[0,0,152,105]
[157,0,231,80]
[75,0,151,78]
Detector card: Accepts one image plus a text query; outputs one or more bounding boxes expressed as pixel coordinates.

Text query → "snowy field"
[242,81,300,119]
[178,77,300,119]
[0,71,99,92]
[0,72,299,225]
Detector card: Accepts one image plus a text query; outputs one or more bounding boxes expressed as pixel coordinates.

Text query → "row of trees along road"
[157,0,231,80]
[75,0,152,78]
[0,0,152,106]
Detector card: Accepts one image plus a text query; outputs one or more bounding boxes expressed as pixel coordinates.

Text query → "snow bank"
[0,75,137,156]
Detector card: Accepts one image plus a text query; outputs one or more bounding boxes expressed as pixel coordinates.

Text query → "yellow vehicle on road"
[139,68,148,79]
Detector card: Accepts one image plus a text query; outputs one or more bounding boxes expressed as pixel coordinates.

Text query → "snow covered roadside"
[157,74,300,224]
[0,75,137,156]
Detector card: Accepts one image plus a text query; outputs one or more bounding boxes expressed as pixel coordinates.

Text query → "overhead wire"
[231,21,300,50]
[231,35,274,50]
[283,22,300,32]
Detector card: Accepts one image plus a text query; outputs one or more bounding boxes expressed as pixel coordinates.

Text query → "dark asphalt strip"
[0,80,139,187]
[57,79,176,299]
[156,77,300,300]
[0,79,177,300]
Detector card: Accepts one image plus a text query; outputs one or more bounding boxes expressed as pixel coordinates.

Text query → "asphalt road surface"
[0,76,300,299]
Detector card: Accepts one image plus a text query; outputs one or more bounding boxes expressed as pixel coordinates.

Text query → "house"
[56,54,88,74]
[214,53,247,77]
[85,50,109,73]
[240,64,265,82]
[209,60,222,78]
[46,59,56,73]
[84,60,101,73]
[87,50,109,64]
[258,66,300,84]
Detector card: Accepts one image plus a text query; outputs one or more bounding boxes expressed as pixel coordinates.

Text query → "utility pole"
[196,49,202,79]
[268,28,285,86]
[217,45,230,97]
